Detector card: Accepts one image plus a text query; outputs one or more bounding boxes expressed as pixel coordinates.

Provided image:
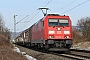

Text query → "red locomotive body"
[31,19,44,43]
[15,14,72,51]
[31,14,72,50]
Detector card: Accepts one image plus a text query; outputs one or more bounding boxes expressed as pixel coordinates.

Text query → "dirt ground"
[72,41,90,50]
[0,39,27,60]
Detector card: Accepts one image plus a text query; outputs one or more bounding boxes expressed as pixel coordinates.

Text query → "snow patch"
[24,55,37,60]
[21,52,27,55]
[14,46,37,60]
[14,47,20,53]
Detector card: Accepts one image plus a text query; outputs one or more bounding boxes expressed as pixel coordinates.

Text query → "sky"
[0,0,90,32]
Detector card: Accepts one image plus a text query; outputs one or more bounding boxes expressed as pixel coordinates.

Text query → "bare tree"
[0,13,4,32]
[0,12,10,40]
[77,17,90,41]
[73,26,85,44]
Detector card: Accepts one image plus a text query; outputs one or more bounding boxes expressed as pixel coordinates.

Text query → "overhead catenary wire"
[19,0,53,31]
[25,0,52,22]
[61,0,77,9]
[44,0,52,7]
[22,0,52,23]
[27,0,52,23]
[21,0,52,24]
[41,0,50,7]
[16,0,50,25]
[16,15,28,24]
[24,11,40,23]
[62,0,90,14]
[56,0,77,12]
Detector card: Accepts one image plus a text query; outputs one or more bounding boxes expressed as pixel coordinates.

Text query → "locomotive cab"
[44,14,72,50]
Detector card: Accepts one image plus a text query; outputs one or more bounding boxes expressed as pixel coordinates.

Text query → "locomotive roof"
[46,14,68,16]
[47,14,60,16]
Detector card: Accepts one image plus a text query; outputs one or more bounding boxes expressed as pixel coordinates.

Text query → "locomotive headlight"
[64,31,70,34]
[49,36,52,38]
[48,30,55,34]
[64,36,69,38]
[66,36,69,38]
[49,35,54,38]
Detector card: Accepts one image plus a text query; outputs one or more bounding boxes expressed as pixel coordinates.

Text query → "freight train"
[15,14,73,51]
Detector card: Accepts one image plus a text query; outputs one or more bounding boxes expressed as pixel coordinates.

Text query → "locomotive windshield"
[48,19,69,26]
[59,19,68,26]
[48,19,58,26]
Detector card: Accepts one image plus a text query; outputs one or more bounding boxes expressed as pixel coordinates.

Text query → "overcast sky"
[0,0,90,32]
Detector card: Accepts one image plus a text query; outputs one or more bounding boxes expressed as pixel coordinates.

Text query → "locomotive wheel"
[37,44,41,49]
[44,44,49,52]
[66,44,71,49]
[40,44,43,48]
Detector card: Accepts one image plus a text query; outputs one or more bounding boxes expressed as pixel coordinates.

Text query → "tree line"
[73,17,90,44]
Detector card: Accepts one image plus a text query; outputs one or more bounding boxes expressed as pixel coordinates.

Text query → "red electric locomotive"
[31,14,72,51]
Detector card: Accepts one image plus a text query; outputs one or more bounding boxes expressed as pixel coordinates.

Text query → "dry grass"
[0,36,27,60]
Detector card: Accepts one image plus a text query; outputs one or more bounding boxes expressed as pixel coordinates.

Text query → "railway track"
[69,49,90,60]
[70,49,90,53]
[31,48,90,60]
[15,44,90,60]
[44,48,90,60]
[49,51,90,60]
[58,53,89,60]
